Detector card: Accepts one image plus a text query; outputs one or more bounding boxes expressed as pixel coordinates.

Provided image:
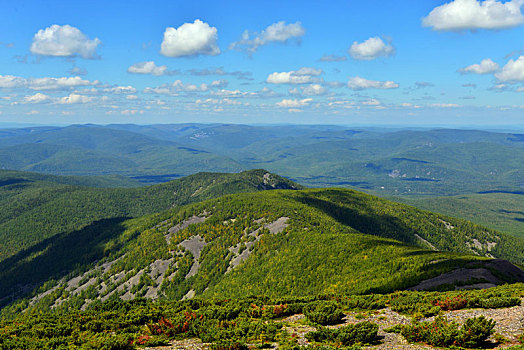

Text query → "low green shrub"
[303,301,344,325]
[401,315,495,348]
[305,322,378,346]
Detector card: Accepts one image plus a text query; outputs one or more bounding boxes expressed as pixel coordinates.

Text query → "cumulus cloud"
[172,80,208,92]
[0,75,97,91]
[267,67,323,84]
[0,75,26,88]
[349,37,394,60]
[319,54,347,62]
[29,76,96,90]
[459,58,500,74]
[276,98,312,107]
[103,86,137,94]
[23,93,51,104]
[289,84,327,96]
[210,79,229,88]
[30,24,101,58]
[347,76,399,90]
[429,103,460,107]
[58,93,94,104]
[144,80,209,95]
[495,55,524,81]
[127,61,170,76]
[230,21,305,53]
[160,19,220,57]
[422,0,524,31]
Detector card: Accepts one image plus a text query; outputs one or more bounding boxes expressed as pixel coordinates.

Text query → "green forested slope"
[399,192,524,238]
[8,187,524,316]
[0,169,300,262]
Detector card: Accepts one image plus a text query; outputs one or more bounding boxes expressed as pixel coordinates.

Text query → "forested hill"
[7,187,524,317]
[0,169,301,263]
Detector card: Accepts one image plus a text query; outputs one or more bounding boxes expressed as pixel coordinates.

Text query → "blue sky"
[1,0,524,126]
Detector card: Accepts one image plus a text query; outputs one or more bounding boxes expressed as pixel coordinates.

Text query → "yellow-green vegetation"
[2,283,523,349]
[6,187,524,317]
[400,192,524,238]
[0,168,299,262]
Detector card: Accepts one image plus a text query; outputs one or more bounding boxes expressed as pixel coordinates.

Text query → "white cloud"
[121,109,144,115]
[160,19,220,57]
[0,75,26,88]
[30,24,101,58]
[211,79,229,88]
[293,67,323,76]
[26,110,40,115]
[172,80,208,92]
[362,98,381,106]
[126,95,138,100]
[290,84,327,96]
[276,98,312,107]
[23,93,51,104]
[103,86,137,94]
[230,21,305,53]
[29,76,96,90]
[127,61,169,76]
[347,76,399,90]
[459,58,500,74]
[267,68,323,84]
[58,93,94,104]
[349,37,394,60]
[495,55,524,81]
[428,103,460,107]
[423,0,524,31]
[210,89,248,97]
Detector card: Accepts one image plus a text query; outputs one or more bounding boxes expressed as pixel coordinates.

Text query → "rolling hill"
[0,169,301,264]
[5,186,524,317]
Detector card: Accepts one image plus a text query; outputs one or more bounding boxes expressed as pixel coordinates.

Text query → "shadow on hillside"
[287,190,419,245]
[0,217,131,308]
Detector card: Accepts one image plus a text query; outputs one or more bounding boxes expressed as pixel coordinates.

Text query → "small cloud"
[428,103,460,108]
[23,92,51,104]
[230,21,305,54]
[58,93,94,104]
[289,84,327,96]
[347,76,399,90]
[460,95,477,99]
[160,19,220,57]
[361,98,381,105]
[459,58,500,74]
[276,98,312,107]
[30,24,101,59]
[267,67,323,84]
[126,95,138,100]
[128,61,173,76]
[319,54,347,62]
[422,0,524,31]
[349,36,394,60]
[210,79,229,88]
[462,83,477,88]
[103,86,137,94]
[68,66,87,76]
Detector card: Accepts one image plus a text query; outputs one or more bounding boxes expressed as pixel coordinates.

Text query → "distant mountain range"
[1,123,523,195]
